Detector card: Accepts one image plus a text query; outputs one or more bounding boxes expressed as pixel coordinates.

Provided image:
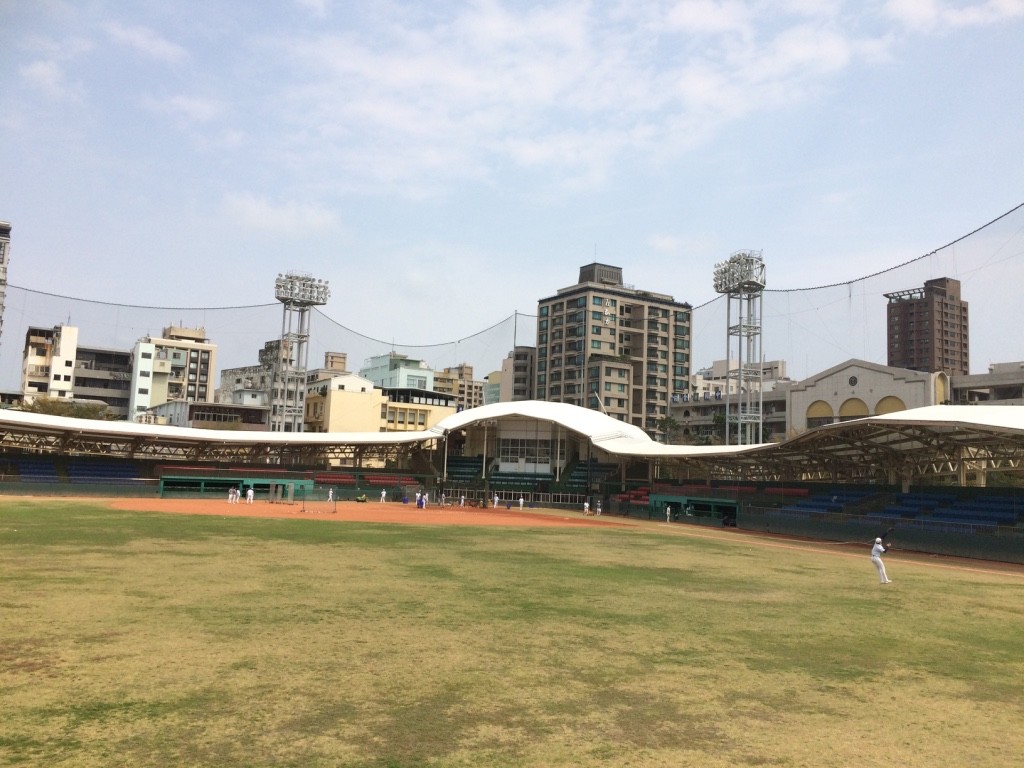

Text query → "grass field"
[2,498,1022,767]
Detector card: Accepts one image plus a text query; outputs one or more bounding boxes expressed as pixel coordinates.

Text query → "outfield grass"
[1,498,1022,767]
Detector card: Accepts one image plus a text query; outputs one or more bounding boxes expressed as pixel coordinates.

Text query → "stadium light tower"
[713,251,766,446]
[272,272,330,432]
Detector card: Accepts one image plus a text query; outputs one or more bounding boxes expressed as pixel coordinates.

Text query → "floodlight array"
[713,250,766,294]
[274,271,331,306]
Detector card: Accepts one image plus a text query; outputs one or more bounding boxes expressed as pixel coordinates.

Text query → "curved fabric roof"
[429,400,651,443]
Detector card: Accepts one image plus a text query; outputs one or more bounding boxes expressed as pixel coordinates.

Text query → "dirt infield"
[8,494,1023,576]
[103,496,631,528]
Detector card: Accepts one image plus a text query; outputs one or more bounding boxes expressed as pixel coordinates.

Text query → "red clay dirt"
[103,496,630,528]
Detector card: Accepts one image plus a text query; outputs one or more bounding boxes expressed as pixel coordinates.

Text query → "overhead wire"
[9,200,1023,346]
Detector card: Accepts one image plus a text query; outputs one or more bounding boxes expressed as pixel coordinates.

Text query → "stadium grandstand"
[1,401,1022,563]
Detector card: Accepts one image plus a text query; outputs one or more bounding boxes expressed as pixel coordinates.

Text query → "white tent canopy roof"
[2,402,1023,479]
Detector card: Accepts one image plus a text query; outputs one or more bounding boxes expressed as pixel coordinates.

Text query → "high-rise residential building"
[536,263,692,438]
[885,277,969,375]
[128,326,217,420]
[499,346,536,402]
[433,363,484,411]
[21,324,133,418]
[0,221,10,346]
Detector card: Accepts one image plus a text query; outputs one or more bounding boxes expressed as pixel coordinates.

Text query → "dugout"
[159,475,313,502]
[649,490,738,527]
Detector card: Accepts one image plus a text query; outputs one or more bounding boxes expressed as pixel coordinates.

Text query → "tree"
[20,398,110,420]
[656,415,682,444]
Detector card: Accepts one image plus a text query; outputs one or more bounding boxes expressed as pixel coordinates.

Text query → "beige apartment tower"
[129,326,218,420]
[536,264,692,439]
[433,363,485,412]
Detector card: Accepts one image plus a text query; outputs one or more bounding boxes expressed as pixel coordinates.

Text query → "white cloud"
[222,193,340,235]
[19,59,79,100]
[883,0,1024,29]
[144,94,226,124]
[265,1,1021,195]
[750,24,852,81]
[103,21,187,64]
[278,3,874,192]
[664,0,754,36]
[294,0,331,17]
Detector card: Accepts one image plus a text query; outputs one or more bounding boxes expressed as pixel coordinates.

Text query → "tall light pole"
[713,251,765,446]
[272,272,330,433]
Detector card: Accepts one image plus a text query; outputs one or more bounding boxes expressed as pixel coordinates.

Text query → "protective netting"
[0,289,535,391]
[691,202,1024,380]
[2,203,1022,392]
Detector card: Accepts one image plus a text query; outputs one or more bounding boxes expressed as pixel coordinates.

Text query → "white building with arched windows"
[785,360,948,435]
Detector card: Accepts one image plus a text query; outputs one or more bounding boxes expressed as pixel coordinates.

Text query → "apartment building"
[21,324,132,418]
[129,326,217,420]
[482,369,503,405]
[302,372,385,433]
[304,375,456,433]
[358,352,434,390]
[433,363,485,412]
[691,359,790,398]
[885,277,969,375]
[218,362,274,408]
[536,263,692,438]
[500,346,535,402]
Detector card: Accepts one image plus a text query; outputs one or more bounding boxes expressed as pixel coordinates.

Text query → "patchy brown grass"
[1,496,1022,767]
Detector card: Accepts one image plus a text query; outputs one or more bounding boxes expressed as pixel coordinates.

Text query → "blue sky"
[2,0,1023,381]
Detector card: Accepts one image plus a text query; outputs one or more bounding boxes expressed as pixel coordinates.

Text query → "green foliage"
[19,397,111,420]
[655,415,681,444]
